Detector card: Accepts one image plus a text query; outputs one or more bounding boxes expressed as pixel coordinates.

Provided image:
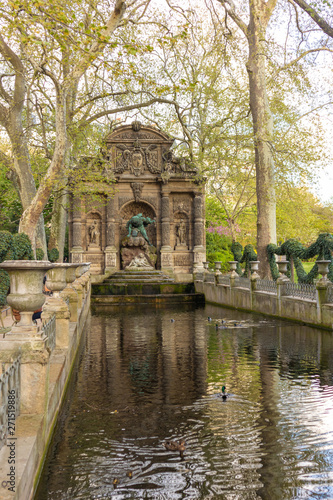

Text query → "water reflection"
[36,304,333,499]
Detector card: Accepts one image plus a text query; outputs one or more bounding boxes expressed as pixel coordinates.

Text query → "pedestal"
[104,245,118,273]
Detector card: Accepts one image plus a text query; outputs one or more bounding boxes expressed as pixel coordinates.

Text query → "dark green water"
[35,304,333,499]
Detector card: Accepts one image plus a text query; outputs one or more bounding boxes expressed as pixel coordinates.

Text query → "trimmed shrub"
[36,248,44,260]
[48,248,59,262]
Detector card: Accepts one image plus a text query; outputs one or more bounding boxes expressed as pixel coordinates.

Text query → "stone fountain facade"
[69,121,206,279]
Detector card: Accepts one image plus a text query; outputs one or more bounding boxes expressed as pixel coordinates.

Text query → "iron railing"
[218,275,230,286]
[204,273,215,283]
[284,282,316,301]
[194,272,204,282]
[256,279,277,294]
[234,277,251,289]
[0,354,21,451]
[43,315,56,352]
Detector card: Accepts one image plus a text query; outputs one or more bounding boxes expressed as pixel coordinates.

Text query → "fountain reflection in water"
[36,304,333,500]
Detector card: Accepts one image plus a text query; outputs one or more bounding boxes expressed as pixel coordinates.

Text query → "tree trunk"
[48,188,68,262]
[247,0,277,278]
[8,119,47,256]
[19,92,68,251]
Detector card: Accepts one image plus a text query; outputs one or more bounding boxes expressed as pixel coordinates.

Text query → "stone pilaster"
[193,194,205,272]
[104,196,117,273]
[160,192,173,273]
[71,196,83,263]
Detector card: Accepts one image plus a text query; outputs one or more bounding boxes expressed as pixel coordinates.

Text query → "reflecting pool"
[35,304,333,499]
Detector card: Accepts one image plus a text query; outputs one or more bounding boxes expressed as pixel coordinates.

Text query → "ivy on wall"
[267,233,333,283]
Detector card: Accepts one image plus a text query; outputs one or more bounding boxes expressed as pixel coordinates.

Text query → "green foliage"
[48,248,59,262]
[206,231,233,272]
[0,269,10,307]
[36,248,45,260]
[0,231,15,261]
[231,241,257,277]
[0,231,33,307]
[0,159,22,233]
[205,196,228,228]
[267,233,333,283]
[12,233,33,260]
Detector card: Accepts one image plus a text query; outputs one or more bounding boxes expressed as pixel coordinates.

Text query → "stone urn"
[214,261,222,275]
[0,260,55,334]
[45,263,71,298]
[316,260,331,281]
[228,261,238,278]
[203,261,210,272]
[277,260,289,278]
[250,261,260,279]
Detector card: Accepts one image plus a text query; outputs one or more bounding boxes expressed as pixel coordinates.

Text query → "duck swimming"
[163,439,186,452]
[220,385,229,400]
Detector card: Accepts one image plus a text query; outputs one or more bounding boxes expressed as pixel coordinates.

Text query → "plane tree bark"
[217,0,278,277]
[0,34,47,255]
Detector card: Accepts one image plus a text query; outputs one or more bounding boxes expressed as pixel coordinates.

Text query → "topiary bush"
[0,269,10,308]
[267,233,333,283]
[0,231,15,261]
[231,242,257,277]
[36,248,44,260]
[48,248,59,262]
[12,233,33,260]
[0,231,33,308]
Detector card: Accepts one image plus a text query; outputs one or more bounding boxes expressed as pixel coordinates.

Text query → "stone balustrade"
[195,260,333,330]
[0,260,91,500]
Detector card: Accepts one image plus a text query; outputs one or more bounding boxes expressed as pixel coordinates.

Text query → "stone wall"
[195,274,333,330]
[0,271,91,500]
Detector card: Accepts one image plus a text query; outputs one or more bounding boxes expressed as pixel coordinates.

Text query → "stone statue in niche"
[175,219,187,246]
[88,220,100,246]
[121,213,157,270]
[126,213,155,246]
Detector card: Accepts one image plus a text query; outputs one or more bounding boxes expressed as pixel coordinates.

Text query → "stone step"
[92,282,195,296]
[105,270,175,284]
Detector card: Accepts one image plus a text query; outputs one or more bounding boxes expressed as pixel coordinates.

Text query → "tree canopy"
[0,0,332,272]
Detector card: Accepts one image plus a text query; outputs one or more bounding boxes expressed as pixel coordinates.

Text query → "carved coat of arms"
[115,139,160,176]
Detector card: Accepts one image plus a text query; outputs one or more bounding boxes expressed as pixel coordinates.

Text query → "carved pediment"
[105,121,197,180]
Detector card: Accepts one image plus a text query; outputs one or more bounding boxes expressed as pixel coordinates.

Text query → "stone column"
[70,196,84,264]
[105,196,117,274]
[193,194,205,272]
[160,192,173,274]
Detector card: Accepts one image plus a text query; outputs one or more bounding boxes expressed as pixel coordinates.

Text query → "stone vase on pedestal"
[250,261,260,279]
[228,261,238,279]
[316,260,331,282]
[0,260,55,338]
[277,260,289,280]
